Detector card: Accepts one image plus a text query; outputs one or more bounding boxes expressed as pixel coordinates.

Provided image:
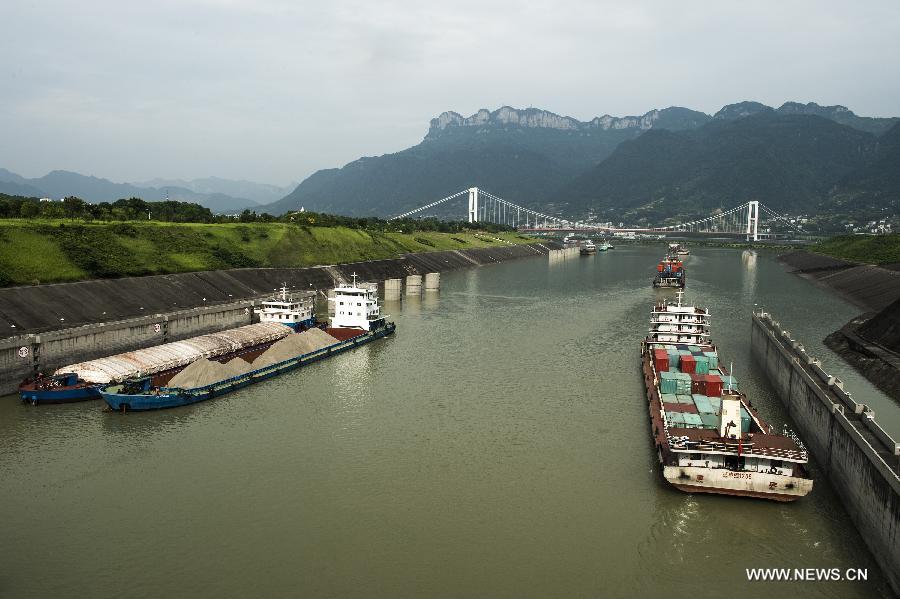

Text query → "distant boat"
[580,240,597,255]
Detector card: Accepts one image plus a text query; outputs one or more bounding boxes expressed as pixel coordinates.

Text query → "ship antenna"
[728,361,734,392]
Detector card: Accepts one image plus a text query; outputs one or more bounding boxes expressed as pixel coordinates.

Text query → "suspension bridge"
[389,187,806,241]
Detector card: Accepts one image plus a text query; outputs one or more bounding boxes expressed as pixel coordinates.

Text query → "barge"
[641,291,813,501]
[653,255,685,288]
[101,276,395,412]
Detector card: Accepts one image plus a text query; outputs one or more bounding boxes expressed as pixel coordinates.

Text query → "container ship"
[653,255,685,288]
[19,285,317,405]
[100,275,395,412]
[641,291,813,501]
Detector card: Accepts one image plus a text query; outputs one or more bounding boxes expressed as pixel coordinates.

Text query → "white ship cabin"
[649,291,710,344]
[256,284,316,331]
[331,274,386,331]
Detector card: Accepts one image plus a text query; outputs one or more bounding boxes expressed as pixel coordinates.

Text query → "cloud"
[0,0,898,185]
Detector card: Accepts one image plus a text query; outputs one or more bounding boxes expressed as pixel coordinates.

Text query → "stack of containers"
[721,375,739,392]
[690,373,705,394]
[667,349,680,370]
[740,407,752,433]
[688,345,702,353]
[653,349,669,373]
[667,412,685,427]
[676,394,694,404]
[703,351,719,369]
[708,396,722,412]
[682,413,703,427]
[694,355,710,375]
[659,372,679,395]
[704,374,724,397]
[660,393,678,405]
[675,372,692,395]
[680,354,697,374]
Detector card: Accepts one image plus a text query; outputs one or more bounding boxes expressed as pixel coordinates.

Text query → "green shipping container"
[676,394,694,404]
[660,393,678,404]
[699,413,720,429]
[688,345,702,353]
[722,375,739,391]
[667,412,686,426]
[740,407,752,433]
[679,349,692,356]
[692,394,714,414]
[704,352,719,369]
[682,413,704,427]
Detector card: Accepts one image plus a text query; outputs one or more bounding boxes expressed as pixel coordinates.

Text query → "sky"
[2,0,899,187]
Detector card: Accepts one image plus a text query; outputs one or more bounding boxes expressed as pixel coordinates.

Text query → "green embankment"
[0,220,534,286]
[811,233,900,265]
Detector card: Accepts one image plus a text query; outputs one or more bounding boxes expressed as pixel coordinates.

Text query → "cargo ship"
[100,276,395,412]
[19,287,317,405]
[653,255,685,288]
[641,291,813,501]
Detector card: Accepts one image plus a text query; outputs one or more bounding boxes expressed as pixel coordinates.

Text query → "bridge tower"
[468,187,479,223]
[746,200,759,241]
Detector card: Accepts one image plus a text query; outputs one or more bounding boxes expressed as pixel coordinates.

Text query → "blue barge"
[101,322,395,412]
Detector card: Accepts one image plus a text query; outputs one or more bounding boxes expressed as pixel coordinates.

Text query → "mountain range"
[263,101,899,221]
[0,170,274,213]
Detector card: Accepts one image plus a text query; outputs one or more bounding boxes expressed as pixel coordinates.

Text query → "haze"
[2,0,899,187]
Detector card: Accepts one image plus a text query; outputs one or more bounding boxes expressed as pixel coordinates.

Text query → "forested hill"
[560,113,884,221]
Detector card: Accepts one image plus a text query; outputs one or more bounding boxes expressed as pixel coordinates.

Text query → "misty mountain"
[131,177,288,205]
[560,113,885,220]
[0,169,256,213]
[262,101,898,218]
[263,105,711,216]
[714,100,899,135]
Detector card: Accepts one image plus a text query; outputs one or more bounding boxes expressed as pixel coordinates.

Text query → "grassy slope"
[811,233,900,265]
[0,220,534,286]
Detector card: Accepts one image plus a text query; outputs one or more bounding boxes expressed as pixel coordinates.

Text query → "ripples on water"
[0,246,894,598]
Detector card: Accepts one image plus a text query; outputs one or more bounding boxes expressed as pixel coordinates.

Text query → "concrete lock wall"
[1,301,256,394]
[406,275,422,295]
[0,243,560,394]
[751,312,900,595]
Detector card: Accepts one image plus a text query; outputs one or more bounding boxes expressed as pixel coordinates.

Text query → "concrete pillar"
[424,272,440,292]
[384,278,402,300]
[327,289,336,317]
[406,275,422,295]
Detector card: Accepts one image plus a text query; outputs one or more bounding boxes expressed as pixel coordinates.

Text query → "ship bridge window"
[691,453,701,460]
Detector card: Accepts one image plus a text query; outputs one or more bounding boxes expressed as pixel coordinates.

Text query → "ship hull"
[19,384,102,404]
[662,465,812,501]
[642,342,812,502]
[101,323,395,412]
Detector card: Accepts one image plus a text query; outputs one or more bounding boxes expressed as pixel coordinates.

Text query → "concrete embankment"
[780,251,900,403]
[751,311,900,595]
[0,242,558,394]
[779,251,900,312]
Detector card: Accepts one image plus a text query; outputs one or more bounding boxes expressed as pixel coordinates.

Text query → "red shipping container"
[653,349,669,372]
[704,374,723,397]
[690,373,706,394]
[657,264,664,272]
[680,355,696,374]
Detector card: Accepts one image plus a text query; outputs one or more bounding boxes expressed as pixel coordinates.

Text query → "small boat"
[580,240,597,255]
[19,372,102,405]
[598,242,612,252]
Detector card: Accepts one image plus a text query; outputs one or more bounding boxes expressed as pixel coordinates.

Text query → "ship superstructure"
[641,293,813,501]
[332,274,386,331]
[256,284,316,331]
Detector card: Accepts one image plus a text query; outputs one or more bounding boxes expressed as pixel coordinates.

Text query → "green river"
[1,246,896,598]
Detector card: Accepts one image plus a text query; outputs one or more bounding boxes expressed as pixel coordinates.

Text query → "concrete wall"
[751,312,900,595]
[2,301,257,394]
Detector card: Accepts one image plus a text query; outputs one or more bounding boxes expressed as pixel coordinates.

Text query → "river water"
[1,246,896,598]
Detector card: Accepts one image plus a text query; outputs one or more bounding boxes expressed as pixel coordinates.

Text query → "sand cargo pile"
[56,322,292,385]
